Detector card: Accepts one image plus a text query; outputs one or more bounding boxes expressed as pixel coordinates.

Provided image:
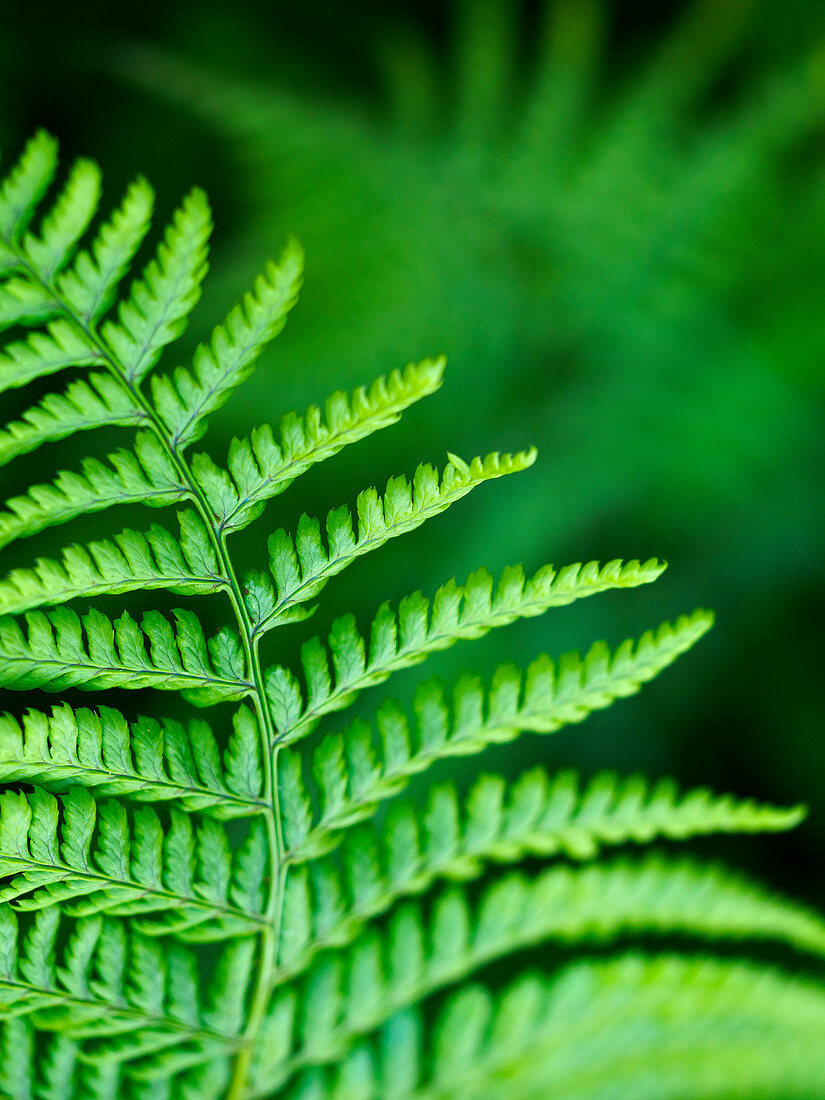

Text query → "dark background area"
[0,0,823,905]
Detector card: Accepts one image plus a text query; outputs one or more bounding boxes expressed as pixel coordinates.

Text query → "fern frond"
[151,239,303,448]
[270,857,825,1079]
[20,158,102,283]
[1,128,803,1097]
[0,131,59,250]
[284,764,801,869]
[0,320,104,396]
[129,1057,234,1095]
[0,137,103,296]
[0,512,226,616]
[0,788,266,939]
[265,953,825,1100]
[266,561,685,745]
[0,907,240,1057]
[0,607,250,702]
[99,189,211,385]
[192,358,446,533]
[0,1017,39,1100]
[277,846,825,987]
[279,613,714,855]
[58,177,155,324]
[0,432,186,551]
[0,373,146,467]
[252,451,550,636]
[0,703,264,817]
[0,1019,136,1100]
[0,276,62,332]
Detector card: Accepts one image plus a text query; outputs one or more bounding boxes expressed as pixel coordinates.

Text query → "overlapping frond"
[0,1019,234,1100]
[0,788,265,939]
[0,606,250,702]
[0,704,264,817]
[266,954,825,1100]
[0,512,226,616]
[250,451,546,635]
[0,1019,116,1100]
[192,359,446,533]
[279,614,716,858]
[266,561,687,745]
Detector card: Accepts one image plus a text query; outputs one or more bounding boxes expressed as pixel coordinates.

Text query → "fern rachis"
[0,131,824,1100]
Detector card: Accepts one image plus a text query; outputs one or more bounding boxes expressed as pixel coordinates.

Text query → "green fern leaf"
[193,358,446,533]
[0,606,250,700]
[267,954,825,1100]
[277,845,825,988]
[0,276,60,330]
[0,1010,234,1097]
[0,512,226,616]
[0,129,813,1099]
[0,703,264,817]
[58,176,154,323]
[270,857,825,1081]
[266,560,680,745]
[0,131,59,247]
[0,908,238,1059]
[284,764,802,869]
[151,239,303,448]
[0,787,265,939]
[0,150,105,333]
[0,320,103,396]
[252,451,546,635]
[21,158,101,282]
[0,432,186,551]
[0,1017,37,1100]
[0,372,146,467]
[100,189,211,384]
[280,613,714,856]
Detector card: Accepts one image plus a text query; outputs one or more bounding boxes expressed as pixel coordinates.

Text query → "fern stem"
[4,246,284,1098]
[221,547,285,1099]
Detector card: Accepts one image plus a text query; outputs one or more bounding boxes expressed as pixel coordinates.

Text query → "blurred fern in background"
[1,0,824,897]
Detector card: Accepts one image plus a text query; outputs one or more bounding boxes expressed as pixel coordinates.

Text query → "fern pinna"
[0,132,824,1100]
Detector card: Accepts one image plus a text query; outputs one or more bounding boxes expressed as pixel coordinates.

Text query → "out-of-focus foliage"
[0,0,823,897]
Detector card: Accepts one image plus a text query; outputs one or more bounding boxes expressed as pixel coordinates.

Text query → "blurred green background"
[1,0,823,901]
